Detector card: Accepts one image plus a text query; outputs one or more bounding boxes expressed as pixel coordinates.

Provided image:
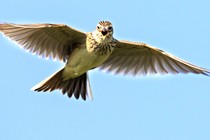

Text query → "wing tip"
[0,23,4,31]
[202,70,210,77]
[30,81,45,92]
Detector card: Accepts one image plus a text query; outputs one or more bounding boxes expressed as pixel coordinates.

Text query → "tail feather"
[31,68,93,100]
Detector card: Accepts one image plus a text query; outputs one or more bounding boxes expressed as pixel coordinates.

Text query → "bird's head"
[93,21,114,43]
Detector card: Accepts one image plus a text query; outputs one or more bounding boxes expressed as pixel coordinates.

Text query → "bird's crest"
[98,21,112,27]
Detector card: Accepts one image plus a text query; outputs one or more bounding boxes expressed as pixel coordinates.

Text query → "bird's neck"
[86,32,116,55]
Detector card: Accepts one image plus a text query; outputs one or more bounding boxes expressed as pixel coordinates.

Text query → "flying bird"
[0,21,209,100]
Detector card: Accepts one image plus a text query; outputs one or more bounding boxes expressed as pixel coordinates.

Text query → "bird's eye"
[97,26,100,29]
[108,26,113,30]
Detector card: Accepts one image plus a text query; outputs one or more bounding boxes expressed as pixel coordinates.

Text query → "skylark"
[0,21,209,100]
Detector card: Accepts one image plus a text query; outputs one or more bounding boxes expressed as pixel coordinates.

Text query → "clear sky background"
[0,0,210,140]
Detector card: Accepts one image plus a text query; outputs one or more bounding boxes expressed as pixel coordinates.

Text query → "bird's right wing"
[0,23,86,62]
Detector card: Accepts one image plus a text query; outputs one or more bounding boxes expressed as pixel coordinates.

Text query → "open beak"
[101,28,108,36]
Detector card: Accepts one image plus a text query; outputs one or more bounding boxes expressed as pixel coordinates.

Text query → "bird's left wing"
[0,23,86,62]
[100,40,210,76]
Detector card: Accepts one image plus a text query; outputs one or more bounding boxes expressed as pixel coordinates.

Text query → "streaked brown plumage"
[0,21,209,100]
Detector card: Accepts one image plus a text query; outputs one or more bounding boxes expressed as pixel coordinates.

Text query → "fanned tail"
[31,68,93,100]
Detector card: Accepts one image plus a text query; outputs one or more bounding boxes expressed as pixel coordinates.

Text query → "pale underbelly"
[62,47,111,80]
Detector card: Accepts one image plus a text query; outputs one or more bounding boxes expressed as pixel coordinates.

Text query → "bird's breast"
[62,44,113,80]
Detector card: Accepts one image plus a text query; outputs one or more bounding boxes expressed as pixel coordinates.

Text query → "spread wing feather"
[0,23,86,62]
[100,40,210,76]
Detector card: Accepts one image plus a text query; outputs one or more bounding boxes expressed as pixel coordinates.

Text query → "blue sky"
[0,0,210,140]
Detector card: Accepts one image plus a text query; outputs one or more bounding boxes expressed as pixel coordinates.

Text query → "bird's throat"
[86,32,116,55]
